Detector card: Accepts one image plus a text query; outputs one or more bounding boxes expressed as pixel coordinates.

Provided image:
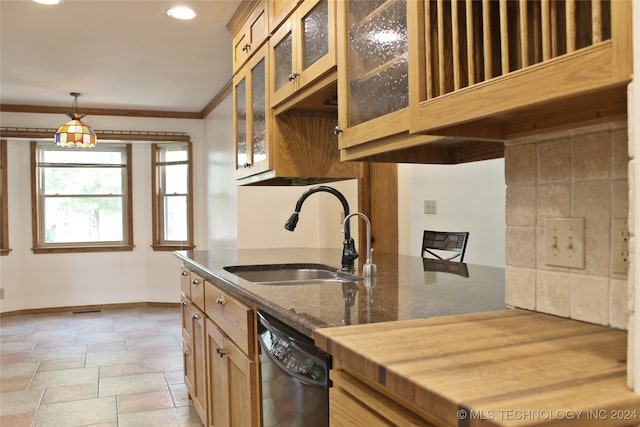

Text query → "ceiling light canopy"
[54,93,97,149]
[167,6,196,20]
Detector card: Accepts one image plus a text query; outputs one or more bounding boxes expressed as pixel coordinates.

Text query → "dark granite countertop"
[174,248,505,338]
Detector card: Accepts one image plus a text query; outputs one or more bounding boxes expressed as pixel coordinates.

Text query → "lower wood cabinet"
[180,267,260,427]
[330,367,436,427]
[205,318,258,427]
[182,298,207,422]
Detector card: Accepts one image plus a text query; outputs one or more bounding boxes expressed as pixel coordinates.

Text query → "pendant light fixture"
[54,92,97,148]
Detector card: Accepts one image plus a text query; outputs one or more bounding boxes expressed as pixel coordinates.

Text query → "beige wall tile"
[609,279,630,329]
[572,181,611,227]
[537,184,571,225]
[584,227,610,277]
[506,227,536,268]
[505,144,537,185]
[536,271,570,317]
[612,180,630,219]
[506,185,536,226]
[505,267,536,310]
[570,275,609,325]
[572,130,611,181]
[538,138,571,183]
[612,127,629,179]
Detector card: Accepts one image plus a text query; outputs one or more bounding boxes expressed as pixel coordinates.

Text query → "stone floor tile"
[87,341,128,353]
[0,388,44,415]
[99,362,148,378]
[169,383,189,407]
[30,367,99,390]
[127,335,181,350]
[27,345,87,362]
[163,369,185,385]
[85,349,145,367]
[42,382,98,404]
[117,390,175,414]
[37,355,86,372]
[118,406,203,427]
[98,372,168,397]
[33,396,117,427]
[0,409,37,427]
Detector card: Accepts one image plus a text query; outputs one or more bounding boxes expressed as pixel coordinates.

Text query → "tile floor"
[0,305,204,427]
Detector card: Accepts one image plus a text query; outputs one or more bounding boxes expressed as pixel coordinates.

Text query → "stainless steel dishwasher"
[258,311,330,427]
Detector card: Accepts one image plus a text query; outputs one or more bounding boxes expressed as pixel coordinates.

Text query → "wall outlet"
[611,218,629,274]
[424,200,437,214]
[544,217,585,269]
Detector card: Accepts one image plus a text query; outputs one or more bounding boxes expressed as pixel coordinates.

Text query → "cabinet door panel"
[205,319,227,427]
[337,0,411,148]
[190,272,205,311]
[179,267,190,298]
[225,336,258,427]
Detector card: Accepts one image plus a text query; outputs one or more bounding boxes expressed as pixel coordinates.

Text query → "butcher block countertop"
[315,308,640,427]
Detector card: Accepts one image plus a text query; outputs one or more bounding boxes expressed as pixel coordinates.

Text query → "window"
[31,141,133,253]
[0,140,8,255]
[151,142,193,250]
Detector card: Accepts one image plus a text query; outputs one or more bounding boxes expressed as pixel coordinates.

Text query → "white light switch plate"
[544,218,585,269]
[424,200,437,214]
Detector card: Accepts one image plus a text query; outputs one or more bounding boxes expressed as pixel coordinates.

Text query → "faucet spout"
[284,185,358,272]
[343,212,377,277]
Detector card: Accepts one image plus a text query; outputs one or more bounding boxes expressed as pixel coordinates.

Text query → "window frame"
[0,140,9,256]
[151,141,194,251]
[30,141,134,254]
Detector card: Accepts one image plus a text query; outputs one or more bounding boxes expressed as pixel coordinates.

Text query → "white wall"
[399,159,506,268]
[0,112,204,312]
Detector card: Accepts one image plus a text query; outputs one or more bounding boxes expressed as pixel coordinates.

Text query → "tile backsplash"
[504,122,630,329]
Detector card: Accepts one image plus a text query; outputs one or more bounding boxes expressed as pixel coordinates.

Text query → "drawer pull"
[181,271,188,276]
[216,296,226,306]
[192,313,200,320]
[192,278,199,285]
[182,301,188,307]
[242,43,250,52]
[184,349,190,356]
[216,347,226,357]
[334,126,343,135]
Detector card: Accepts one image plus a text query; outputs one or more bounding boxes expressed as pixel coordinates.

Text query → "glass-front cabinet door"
[336,0,410,149]
[270,0,336,108]
[233,44,269,179]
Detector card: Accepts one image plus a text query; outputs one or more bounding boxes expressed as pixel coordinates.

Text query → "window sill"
[151,244,195,252]
[32,245,135,254]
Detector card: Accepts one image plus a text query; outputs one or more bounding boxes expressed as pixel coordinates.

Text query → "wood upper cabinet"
[269,0,300,34]
[408,0,632,139]
[335,0,411,148]
[270,0,336,108]
[182,299,207,423]
[233,43,270,180]
[232,0,269,74]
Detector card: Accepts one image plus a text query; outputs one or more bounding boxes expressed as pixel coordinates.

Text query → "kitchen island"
[175,248,640,426]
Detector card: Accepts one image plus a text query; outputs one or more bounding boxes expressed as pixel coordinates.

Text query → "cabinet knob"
[216,346,226,358]
[192,313,200,320]
[242,43,250,52]
[191,278,199,285]
[184,349,190,356]
[182,300,188,307]
[334,126,343,135]
[288,72,300,81]
[181,270,188,276]
[216,295,226,306]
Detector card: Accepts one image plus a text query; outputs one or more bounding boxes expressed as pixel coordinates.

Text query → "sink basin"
[224,263,363,284]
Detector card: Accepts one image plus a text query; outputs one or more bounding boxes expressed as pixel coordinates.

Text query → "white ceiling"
[0,0,242,114]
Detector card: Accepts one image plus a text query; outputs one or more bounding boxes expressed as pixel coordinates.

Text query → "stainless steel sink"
[224,263,362,284]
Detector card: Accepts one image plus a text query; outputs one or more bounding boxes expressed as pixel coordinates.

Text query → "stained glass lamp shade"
[54,93,97,148]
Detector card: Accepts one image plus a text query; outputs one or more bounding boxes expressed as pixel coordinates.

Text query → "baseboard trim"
[0,301,180,318]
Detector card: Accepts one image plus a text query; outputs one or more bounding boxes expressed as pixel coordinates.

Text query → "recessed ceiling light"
[32,0,62,4]
[167,6,196,20]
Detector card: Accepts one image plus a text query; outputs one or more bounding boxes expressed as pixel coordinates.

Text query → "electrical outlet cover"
[544,218,585,269]
[611,218,629,274]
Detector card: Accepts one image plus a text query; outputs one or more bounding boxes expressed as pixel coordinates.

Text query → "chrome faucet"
[284,185,358,273]
[343,212,377,277]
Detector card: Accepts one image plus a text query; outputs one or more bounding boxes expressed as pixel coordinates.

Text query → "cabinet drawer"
[204,283,254,355]
[181,299,192,342]
[180,267,191,298]
[190,272,205,311]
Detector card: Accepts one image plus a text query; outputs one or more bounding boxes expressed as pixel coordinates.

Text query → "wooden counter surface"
[315,309,640,427]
